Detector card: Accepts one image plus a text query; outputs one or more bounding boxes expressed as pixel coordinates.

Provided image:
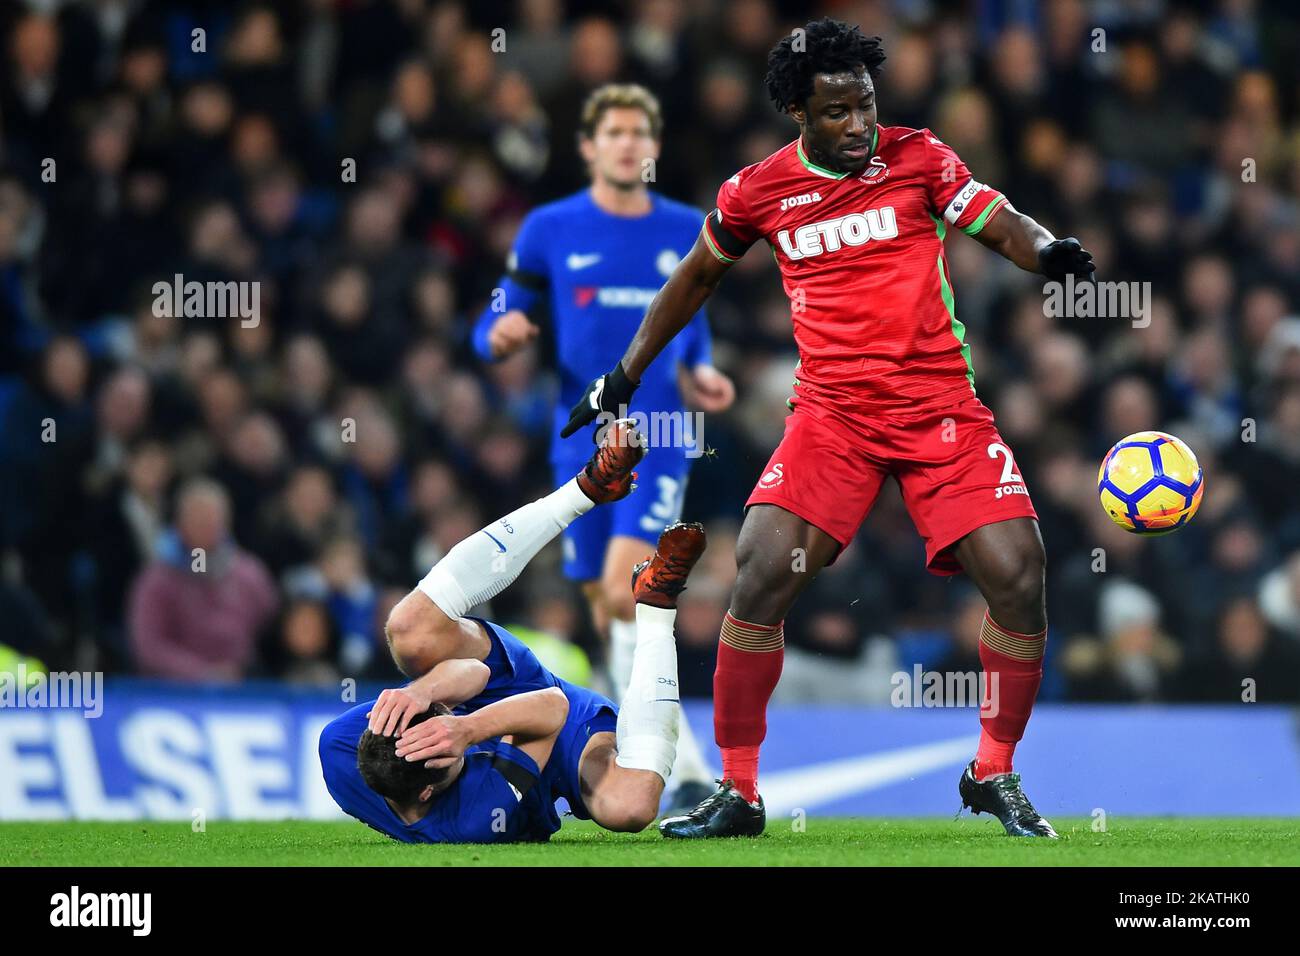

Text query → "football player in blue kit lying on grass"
[318,421,708,842]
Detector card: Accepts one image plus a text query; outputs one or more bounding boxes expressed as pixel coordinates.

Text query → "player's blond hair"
[579,83,663,140]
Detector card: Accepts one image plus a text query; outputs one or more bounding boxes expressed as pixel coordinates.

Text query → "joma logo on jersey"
[779,191,822,211]
[776,206,898,261]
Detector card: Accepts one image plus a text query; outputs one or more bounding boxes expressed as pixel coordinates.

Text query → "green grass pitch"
[3,818,1298,866]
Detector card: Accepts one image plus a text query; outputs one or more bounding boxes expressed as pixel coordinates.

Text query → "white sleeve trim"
[942,178,988,224]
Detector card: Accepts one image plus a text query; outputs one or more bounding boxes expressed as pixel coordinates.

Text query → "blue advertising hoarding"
[1,681,1297,820]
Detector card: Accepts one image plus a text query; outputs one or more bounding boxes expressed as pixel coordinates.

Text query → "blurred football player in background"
[473,84,733,810]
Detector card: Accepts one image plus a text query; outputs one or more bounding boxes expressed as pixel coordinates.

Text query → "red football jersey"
[702,125,1009,413]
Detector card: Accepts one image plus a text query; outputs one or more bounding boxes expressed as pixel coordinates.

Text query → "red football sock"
[714,611,784,804]
[974,610,1045,781]
[974,729,1016,779]
[722,745,760,800]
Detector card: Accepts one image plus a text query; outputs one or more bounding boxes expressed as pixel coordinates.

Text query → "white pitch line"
[759,734,981,816]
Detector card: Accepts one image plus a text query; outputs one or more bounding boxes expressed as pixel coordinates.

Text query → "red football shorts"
[746,397,1038,575]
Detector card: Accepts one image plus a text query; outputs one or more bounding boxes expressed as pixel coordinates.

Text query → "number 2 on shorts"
[987,442,1021,484]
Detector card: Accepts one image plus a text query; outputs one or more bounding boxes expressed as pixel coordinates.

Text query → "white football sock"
[670,712,714,787]
[615,603,681,783]
[608,616,638,700]
[612,613,713,787]
[417,478,592,618]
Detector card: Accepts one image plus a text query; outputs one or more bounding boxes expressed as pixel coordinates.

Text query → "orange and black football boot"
[631,521,706,609]
[576,418,646,504]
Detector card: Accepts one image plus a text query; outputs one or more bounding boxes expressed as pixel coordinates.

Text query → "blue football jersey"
[318,620,580,843]
[457,618,558,709]
[472,190,712,465]
[318,700,554,843]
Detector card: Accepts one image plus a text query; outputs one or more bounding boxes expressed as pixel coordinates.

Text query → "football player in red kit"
[563,18,1096,838]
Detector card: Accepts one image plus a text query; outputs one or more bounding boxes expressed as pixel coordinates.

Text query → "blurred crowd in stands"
[3,0,1300,703]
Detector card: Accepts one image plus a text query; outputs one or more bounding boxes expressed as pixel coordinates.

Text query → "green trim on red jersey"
[701,215,739,262]
[932,215,976,394]
[796,127,877,181]
[961,194,1008,236]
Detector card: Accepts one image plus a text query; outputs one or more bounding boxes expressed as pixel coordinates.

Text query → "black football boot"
[958,761,1058,838]
[658,779,766,839]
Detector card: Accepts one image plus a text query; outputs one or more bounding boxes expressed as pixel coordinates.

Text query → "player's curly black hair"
[764,18,886,113]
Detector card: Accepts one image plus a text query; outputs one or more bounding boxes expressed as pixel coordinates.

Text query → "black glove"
[560,362,639,439]
[1038,237,1095,281]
